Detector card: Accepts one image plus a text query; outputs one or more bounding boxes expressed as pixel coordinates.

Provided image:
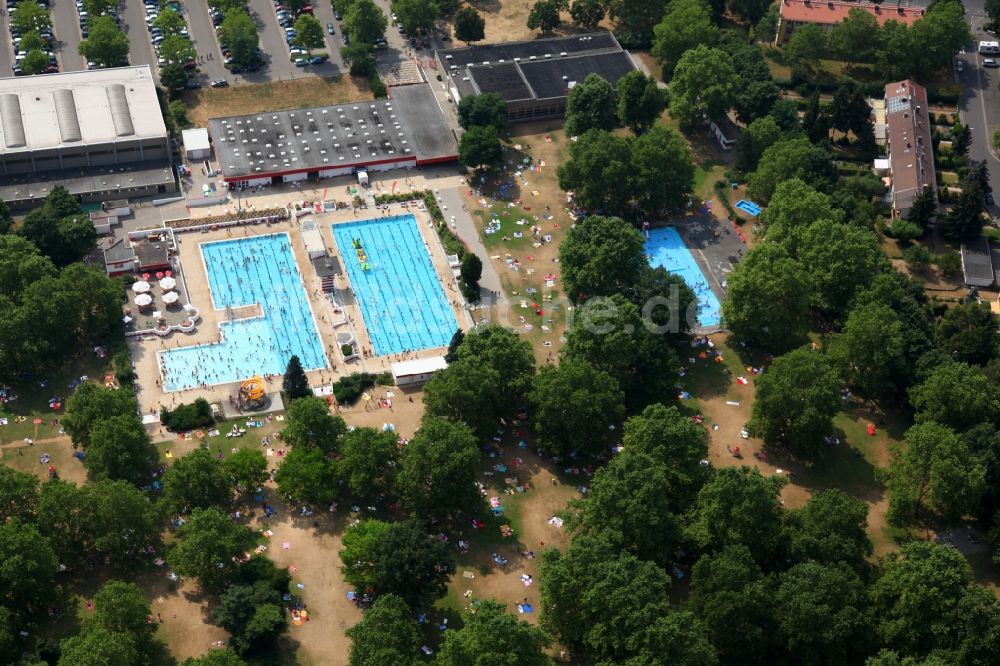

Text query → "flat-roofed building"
[775,0,925,45]
[208,83,456,187]
[0,66,176,208]
[884,79,936,218]
[436,32,640,123]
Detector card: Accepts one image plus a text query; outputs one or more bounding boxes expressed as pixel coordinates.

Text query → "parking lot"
[0,2,13,74]
[49,0,83,71]
[121,0,156,70]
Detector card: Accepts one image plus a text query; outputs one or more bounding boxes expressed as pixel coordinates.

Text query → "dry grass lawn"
[460,0,615,43]
[181,76,374,127]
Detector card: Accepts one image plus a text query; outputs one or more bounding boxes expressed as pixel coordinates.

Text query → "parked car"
[334,9,342,19]
[326,21,334,34]
[210,79,229,87]
[294,57,308,66]
[984,57,999,68]
[308,54,326,64]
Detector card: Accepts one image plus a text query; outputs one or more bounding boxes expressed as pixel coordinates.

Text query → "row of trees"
[0,188,125,383]
[784,0,969,80]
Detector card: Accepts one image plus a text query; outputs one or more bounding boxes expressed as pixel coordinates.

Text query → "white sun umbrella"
[161,291,180,305]
[132,280,151,293]
[160,276,177,291]
[134,293,153,307]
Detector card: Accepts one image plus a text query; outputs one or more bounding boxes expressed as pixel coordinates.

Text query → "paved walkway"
[437,186,504,305]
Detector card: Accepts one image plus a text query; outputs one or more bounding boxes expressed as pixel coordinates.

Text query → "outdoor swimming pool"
[158,233,327,391]
[645,227,722,328]
[333,214,457,356]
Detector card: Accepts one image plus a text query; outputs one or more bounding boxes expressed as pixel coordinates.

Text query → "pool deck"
[129,204,475,420]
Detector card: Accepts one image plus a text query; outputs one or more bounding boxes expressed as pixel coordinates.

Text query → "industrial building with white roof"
[0,66,176,208]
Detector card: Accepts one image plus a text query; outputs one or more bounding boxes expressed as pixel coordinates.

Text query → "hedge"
[161,398,214,432]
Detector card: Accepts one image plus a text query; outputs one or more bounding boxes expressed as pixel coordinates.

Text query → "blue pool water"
[159,233,327,391]
[333,214,457,356]
[645,227,722,328]
[735,199,762,217]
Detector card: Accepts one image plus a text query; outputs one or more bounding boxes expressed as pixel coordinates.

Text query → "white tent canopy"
[162,291,180,305]
[134,293,153,307]
[160,276,177,290]
[132,280,151,293]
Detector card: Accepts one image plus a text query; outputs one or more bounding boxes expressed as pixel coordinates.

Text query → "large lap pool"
[645,227,722,328]
[333,214,457,356]
[158,233,327,391]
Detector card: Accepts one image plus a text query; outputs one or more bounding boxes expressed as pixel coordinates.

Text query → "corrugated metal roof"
[105,84,135,137]
[53,89,82,143]
[0,93,25,148]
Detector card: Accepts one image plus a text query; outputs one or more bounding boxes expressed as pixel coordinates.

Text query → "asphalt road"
[958,8,1000,211]
[50,0,84,71]
[0,1,13,74]
[121,0,156,70]
[246,0,299,80]
[178,0,228,83]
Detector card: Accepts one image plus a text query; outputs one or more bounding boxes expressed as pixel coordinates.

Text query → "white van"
[979,40,1000,54]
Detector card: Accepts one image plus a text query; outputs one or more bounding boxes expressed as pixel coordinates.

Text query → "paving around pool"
[158,233,328,392]
[645,227,723,329]
[333,214,458,356]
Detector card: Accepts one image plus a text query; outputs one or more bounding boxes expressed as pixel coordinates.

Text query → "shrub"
[161,398,214,431]
[332,373,377,403]
[934,250,962,277]
[369,74,387,98]
[888,219,924,243]
[902,244,932,270]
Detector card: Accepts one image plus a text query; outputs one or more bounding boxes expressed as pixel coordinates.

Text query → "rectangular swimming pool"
[333,214,458,356]
[158,233,327,391]
[645,227,722,328]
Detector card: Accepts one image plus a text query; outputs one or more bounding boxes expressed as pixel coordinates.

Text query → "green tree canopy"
[935,303,999,366]
[63,384,139,448]
[688,544,777,662]
[564,294,681,411]
[759,178,843,235]
[455,325,535,416]
[58,626,141,666]
[747,137,836,202]
[391,0,438,35]
[785,488,872,574]
[337,426,399,497]
[526,0,561,33]
[830,301,907,398]
[869,540,974,657]
[0,519,58,615]
[565,74,616,136]
[368,520,456,608]
[436,600,552,665]
[183,650,248,666]
[340,519,392,590]
[345,0,387,43]
[570,449,683,565]
[457,93,507,131]
[774,561,872,663]
[530,358,625,457]
[0,467,38,523]
[885,421,986,525]
[734,115,783,172]
[616,70,666,134]
[651,0,718,78]
[283,355,311,400]
[162,446,233,514]
[539,534,674,663]
[629,125,696,212]
[423,358,504,439]
[79,15,129,67]
[669,45,738,127]
[568,0,603,29]
[398,417,481,519]
[223,448,268,499]
[910,362,1000,431]
[273,447,338,506]
[346,593,420,666]
[84,414,158,486]
[621,403,710,510]
[152,8,185,36]
[689,467,787,565]
[722,243,813,351]
[453,6,485,43]
[829,8,880,63]
[167,507,255,592]
[459,125,503,170]
[218,8,259,69]
[10,1,50,35]
[282,396,347,452]
[214,581,287,655]
[559,214,646,303]
[556,130,632,212]
[747,347,842,458]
